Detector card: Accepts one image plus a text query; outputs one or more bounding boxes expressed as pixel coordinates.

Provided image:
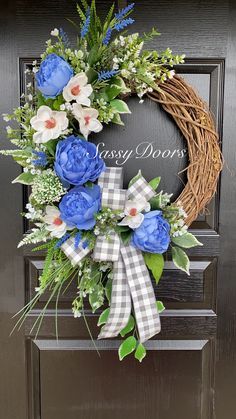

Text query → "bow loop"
[61,167,161,343]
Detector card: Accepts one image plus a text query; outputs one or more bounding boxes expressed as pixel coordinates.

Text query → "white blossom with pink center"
[72,103,103,139]
[30,105,68,144]
[63,73,93,106]
[43,206,69,238]
[118,198,151,229]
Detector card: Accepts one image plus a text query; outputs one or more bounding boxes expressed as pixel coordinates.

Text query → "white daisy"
[30,105,68,144]
[63,73,93,106]
[72,103,103,139]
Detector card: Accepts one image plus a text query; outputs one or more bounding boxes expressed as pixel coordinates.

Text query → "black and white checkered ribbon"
[61,167,161,343]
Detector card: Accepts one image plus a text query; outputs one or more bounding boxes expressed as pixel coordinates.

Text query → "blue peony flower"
[36,53,73,99]
[59,184,101,230]
[131,210,170,253]
[54,135,106,187]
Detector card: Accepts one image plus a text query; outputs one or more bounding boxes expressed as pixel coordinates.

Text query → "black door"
[0,1,235,418]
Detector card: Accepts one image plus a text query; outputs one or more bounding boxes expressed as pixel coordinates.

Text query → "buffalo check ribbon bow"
[61,167,161,343]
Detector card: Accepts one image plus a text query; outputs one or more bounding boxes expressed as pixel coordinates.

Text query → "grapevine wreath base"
[148,74,223,226]
[1,1,223,362]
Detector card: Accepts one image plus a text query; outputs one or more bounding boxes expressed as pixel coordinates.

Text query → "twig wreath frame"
[1,1,223,362]
[149,75,223,226]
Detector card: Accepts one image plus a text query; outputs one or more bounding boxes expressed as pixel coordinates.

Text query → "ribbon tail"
[120,244,161,343]
[98,253,131,339]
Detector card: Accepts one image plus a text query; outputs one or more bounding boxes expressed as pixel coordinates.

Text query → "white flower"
[118,198,150,229]
[72,103,103,139]
[63,73,93,106]
[30,105,68,144]
[43,206,68,238]
[168,70,175,79]
[73,309,81,318]
[51,28,59,37]
[6,126,12,134]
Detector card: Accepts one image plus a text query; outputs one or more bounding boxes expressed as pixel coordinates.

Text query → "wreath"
[1,1,222,362]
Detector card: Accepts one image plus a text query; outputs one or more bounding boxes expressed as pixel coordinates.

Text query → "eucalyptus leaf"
[110,99,131,114]
[97,308,110,326]
[171,246,190,275]
[143,252,164,284]
[134,343,147,362]
[118,336,137,361]
[172,232,203,248]
[149,176,161,191]
[120,315,135,337]
[12,172,36,185]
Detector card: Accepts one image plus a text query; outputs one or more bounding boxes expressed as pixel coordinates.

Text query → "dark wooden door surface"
[0,1,235,418]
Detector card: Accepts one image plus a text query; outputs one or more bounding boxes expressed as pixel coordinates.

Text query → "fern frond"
[18,227,49,248]
[76,4,86,22]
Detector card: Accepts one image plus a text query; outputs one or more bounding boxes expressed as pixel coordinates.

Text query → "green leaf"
[12,172,36,185]
[143,252,164,284]
[105,277,112,304]
[120,315,135,337]
[110,99,131,114]
[45,139,58,156]
[128,170,142,188]
[111,113,124,126]
[149,176,161,191]
[86,68,98,84]
[118,336,137,361]
[156,300,165,313]
[112,77,131,94]
[172,232,203,248]
[171,246,190,275]
[105,84,123,101]
[120,230,132,245]
[149,195,162,210]
[52,95,64,110]
[89,283,104,313]
[97,308,110,326]
[134,343,147,362]
[115,225,131,233]
[88,45,100,66]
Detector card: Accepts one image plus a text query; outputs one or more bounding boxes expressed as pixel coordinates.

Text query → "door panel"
[0,1,235,419]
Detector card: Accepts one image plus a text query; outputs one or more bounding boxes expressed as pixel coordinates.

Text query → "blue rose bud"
[54,135,106,187]
[59,184,101,230]
[131,210,170,253]
[36,53,73,99]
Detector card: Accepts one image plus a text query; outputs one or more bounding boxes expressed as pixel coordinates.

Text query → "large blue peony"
[59,184,101,230]
[36,53,73,98]
[131,210,170,253]
[54,135,106,186]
